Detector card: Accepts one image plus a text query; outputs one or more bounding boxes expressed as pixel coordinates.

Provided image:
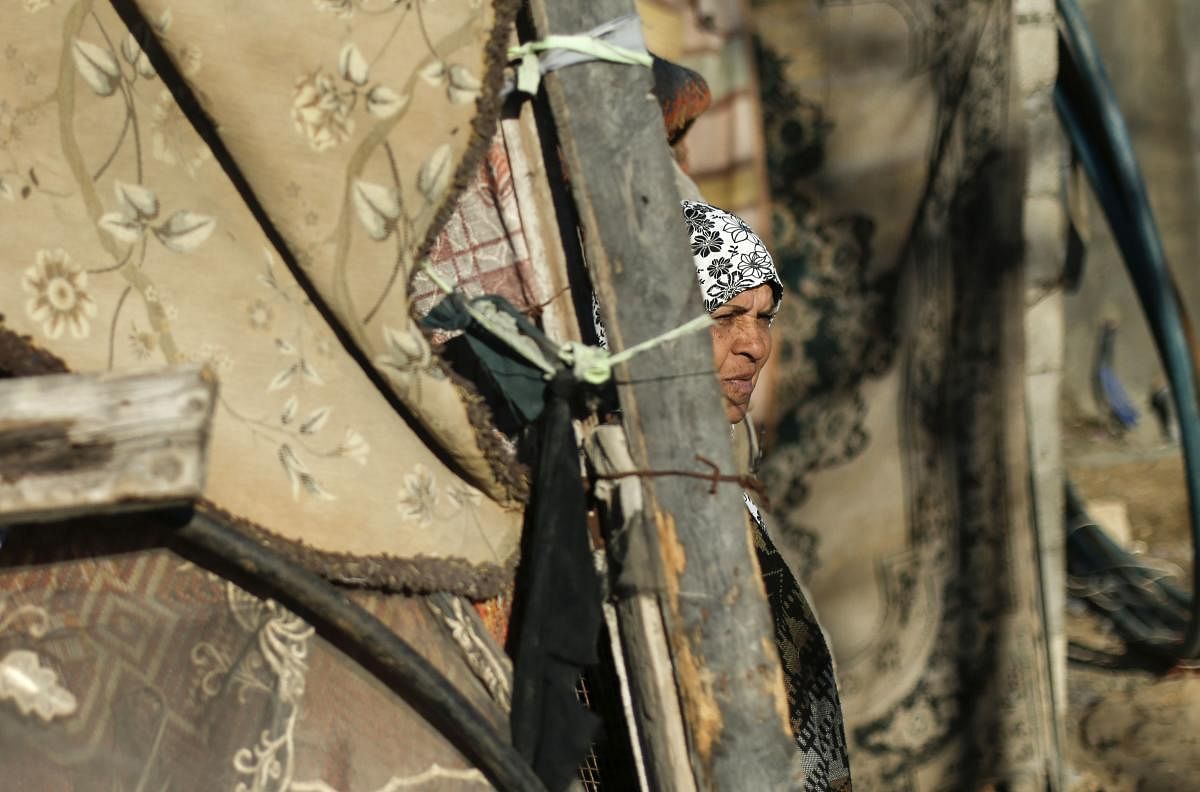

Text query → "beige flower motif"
[446,480,482,510]
[884,699,940,752]
[419,61,481,105]
[22,249,97,340]
[151,90,211,174]
[376,324,434,394]
[292,70,355,152]
[338,428,370,466]
[247,298,273,330]
[23,0,55,12]
[397,464,438,526]
[196,343,234,374]
[119,33,157,80]
[143,287,180,321]
[183,343,233,375]
[314,335,336,358]
[127,323,157,360]
[279,444,336,501]
[163,302,179,321]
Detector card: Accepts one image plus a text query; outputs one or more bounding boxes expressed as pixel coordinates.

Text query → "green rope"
[507,35,653,94]
[419,261,710,385]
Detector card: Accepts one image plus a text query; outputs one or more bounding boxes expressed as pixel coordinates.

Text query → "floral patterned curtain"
[0,1,593,786]
[1,0,548,596]
[751,1,1059,789]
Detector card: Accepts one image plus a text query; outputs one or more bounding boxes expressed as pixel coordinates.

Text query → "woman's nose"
[731,319,769,361]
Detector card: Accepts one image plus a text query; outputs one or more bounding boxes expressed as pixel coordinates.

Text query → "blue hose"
[1056,0,1200,659]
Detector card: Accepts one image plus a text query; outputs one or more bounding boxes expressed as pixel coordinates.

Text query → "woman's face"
[709,283,776,423]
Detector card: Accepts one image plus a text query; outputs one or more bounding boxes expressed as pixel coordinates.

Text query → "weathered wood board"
[0,366,216,525]
[525,1,800,788]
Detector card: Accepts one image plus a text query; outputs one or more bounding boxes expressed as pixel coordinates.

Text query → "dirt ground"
[1063,417,1200,791]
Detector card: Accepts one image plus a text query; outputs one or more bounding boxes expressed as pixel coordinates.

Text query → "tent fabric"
[748,495,852,792]
[0,519,509,792]
[413,138,545,337]
[124,0,527,508]
[752,1,1059,788]
[0,0,550,596]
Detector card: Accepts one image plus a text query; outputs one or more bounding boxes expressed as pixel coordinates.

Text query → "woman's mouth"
[723,377,754,399]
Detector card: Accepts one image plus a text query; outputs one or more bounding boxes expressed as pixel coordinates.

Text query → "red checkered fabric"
[412,134,542,334]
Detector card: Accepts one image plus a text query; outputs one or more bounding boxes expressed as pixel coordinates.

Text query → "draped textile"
[0,0,553,596]
[0,519,511,792]
[748,495,852,792]
[509,375,602,792]
[751,1,1058,789]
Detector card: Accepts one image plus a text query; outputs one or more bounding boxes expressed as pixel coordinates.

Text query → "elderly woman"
[681,200,852,791]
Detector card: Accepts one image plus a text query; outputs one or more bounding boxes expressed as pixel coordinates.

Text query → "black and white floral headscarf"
[680,200,782,313]
[591,200,781,348]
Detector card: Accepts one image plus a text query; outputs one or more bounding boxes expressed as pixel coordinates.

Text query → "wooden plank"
[525,2,798,788]
[586,424,696,791]
[501,104,582,343]
[0,366,216,525]
[613,594,699,791]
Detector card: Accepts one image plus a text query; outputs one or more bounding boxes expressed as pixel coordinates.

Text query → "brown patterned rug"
[0,514,511,792]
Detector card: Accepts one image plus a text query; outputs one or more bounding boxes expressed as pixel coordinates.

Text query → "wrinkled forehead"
[680,200,783,313]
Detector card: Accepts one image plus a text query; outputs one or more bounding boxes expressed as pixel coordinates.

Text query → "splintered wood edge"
[0,365,217,525]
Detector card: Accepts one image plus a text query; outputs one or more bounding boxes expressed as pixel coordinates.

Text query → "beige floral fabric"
[1,0,525,595]
[752,1,1058,789]
[125,0,525,507]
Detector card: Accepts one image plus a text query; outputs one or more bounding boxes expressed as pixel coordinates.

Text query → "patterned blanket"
[0,0,564,596]
[752,1,1058,788]
[0,520,510,791]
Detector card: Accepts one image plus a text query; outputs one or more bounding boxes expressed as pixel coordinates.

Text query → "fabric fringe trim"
[416,0,533,507]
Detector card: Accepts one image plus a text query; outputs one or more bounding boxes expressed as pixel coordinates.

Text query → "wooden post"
[0,366,216,526]
[524,2,799,788]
